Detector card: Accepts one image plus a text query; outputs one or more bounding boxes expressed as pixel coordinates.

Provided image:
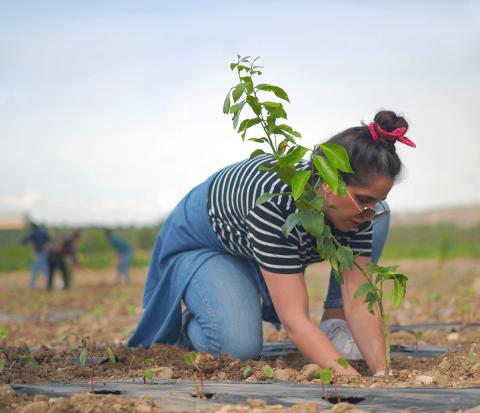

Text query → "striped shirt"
[207,155,373,274]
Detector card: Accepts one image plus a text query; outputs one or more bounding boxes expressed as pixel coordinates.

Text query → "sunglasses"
[346,190,390,221]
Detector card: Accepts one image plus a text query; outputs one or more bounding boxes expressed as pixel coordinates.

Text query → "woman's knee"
[217,327,263,360]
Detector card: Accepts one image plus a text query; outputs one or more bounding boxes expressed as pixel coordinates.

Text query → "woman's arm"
[340,256,386,374]
[261,269,359,376]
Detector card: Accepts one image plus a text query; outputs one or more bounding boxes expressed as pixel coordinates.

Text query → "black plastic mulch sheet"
[13,380,480,412]
[260,342,457,359]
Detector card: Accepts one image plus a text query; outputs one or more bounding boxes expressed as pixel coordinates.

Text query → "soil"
[1,258,479,412]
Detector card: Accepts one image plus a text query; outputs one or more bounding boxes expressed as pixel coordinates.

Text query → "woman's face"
[321,175,394,232]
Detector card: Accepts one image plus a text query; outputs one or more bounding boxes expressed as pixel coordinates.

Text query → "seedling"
[143,358,155,384]
[242,362,274,380]
[414,331,423,352]
[79,343,117,392]
[183,352,205,398]
[79,348,96,393]
[0,325,8,341]
[224,56,409,376]
[57,327,68,343]
[127,304,136,316]
[467,344,477,366]
[316,358,349,403]
[0,356,5,374]
[106,346,116,364]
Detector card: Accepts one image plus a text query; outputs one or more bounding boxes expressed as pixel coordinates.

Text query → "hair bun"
[374,110,408,133]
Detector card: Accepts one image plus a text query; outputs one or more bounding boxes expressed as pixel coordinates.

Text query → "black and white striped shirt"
[207,155,372,274]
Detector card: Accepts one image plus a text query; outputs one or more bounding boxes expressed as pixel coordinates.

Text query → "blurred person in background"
[21,222,51,288]
[47,229,81,291]
[104,229,133,285]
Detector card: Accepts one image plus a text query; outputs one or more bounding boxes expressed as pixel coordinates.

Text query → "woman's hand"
[261,269,361,376]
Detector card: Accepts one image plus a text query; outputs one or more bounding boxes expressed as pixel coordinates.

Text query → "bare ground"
[0,258,479,412]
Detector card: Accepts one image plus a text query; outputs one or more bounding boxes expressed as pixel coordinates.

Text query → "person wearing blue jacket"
[21,222,51,288]
[105,229,133,285]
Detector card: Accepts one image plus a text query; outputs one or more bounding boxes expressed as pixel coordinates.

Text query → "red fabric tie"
[368,122,416,148]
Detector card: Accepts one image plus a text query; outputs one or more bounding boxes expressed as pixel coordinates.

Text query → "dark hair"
[313,110,408,186]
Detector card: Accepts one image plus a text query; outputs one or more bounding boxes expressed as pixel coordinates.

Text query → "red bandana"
[368,122,416,148]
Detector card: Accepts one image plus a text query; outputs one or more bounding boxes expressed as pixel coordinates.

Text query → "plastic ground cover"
[260,342,457,359]
[12,379,480,412]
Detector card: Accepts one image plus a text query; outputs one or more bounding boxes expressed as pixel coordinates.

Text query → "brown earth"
[1,259,480,412]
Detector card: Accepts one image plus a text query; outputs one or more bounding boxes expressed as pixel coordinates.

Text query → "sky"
[1,1,479,225]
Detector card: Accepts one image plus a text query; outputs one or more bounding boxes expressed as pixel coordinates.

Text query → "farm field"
[1,258,479,412]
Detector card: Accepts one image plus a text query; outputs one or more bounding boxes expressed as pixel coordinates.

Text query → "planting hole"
[92,390,122,395]
[325,396,364,404]
[190,392,215,399]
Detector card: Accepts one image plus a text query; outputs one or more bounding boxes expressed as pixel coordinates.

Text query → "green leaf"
[392,278,406,307]
[0,326,8,340]
[367,301,375,315]
[107,347,116,364]
[229,101,246,115]
[238,118,261,133]
[262,364,274,379]
[28,358,39,373]
[279,146,309,166]
[256,192,280,205]
[232,83,246,102]
[278,124,301,138]
[183,352,197,366]
[336,246,353,271]
[291,170,311,200]
[230,63,237,71]
[248,137,267,143]
[250,149,267,159]
[312,155,338,193]
[336,357,350,369]
[246,95,261,116]
[278,138,289,154]
[144,358,155,366]
[256,84,290,102]
[354,283,377,298]
[276,164,297,184]
[337,176,347,196]
[144,368,154,382]
[317,368,333,384]
[223,90,231,114]
[243,365,253,378]
[300,210,324,239]
[79,349,88,368]
[282,212,301,239]
[309,195,325,211]
[319,143,353,173]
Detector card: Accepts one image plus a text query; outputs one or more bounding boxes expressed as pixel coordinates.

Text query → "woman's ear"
[321,181,331,194]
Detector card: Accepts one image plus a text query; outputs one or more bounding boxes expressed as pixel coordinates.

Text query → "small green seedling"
[57,327,68,343]
[0,354,6,374]
[107,346,116,364]
[0,326,8,341]
[414,331,423,352]
[317,367,333,400]
[79,348,96,393]
[316,358,349,403]
[92,306,103,320]
[127,304,136,316]
[242,363,274,380]
[243,365,253,378]
[183,352,205,398]
[262,364,274,379]
[143,358,155,384]
[467,344,477,366]
[18,354,39,373]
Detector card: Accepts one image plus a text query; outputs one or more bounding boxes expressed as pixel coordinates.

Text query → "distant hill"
[391,204,480,227]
